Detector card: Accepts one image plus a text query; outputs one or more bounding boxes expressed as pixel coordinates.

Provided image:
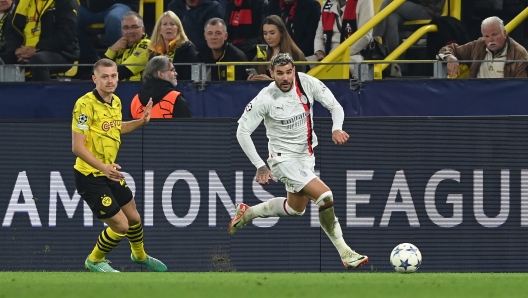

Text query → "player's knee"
[112,222,129,235]
[285,202,305,217]
[315,191,334,211]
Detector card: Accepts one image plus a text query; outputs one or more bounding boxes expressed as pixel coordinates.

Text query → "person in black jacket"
[77,0,138,65]
[224,0,268,60]
[148,11,199,81]
[131,55,192,118]
[266,0,321,57]
[198,17,248,81]
[0,0,14,54]
[0,0,79,81]
[167,0,224,52]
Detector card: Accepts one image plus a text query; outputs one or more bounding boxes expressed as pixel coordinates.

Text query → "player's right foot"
[85,257,120,272]
[341,249,369,269]
[228,203,250,235]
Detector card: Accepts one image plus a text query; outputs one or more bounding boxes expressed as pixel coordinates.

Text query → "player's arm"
[236,98,275,184]
[72,131,124,181]
[121,98,153,134]
[309,75,349,145]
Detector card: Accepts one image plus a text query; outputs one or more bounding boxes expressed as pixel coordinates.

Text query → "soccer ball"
[390,243,422,273]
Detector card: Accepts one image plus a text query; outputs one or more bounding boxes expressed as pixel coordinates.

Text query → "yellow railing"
[374,24,439,77]
[307,0,407,79]
[505,6,528,33]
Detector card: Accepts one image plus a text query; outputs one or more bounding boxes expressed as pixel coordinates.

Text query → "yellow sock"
[127,222,147,261]
[88,227,125,263]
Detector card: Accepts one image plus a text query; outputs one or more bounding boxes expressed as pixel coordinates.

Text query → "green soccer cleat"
[85,257,120,272]
[131,253,168,272]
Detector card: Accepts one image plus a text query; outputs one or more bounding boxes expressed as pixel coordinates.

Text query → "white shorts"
[268,155,317,193]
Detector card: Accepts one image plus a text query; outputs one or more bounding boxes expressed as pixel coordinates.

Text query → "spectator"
[148,11,200,81]
[0,0,79,81]
[0,0,14,54]
[438,16,528,78]
[224,0,268,60]
[249,15,306,81]
[198,17,248,81]
[77,0,139,66]
[131,56,192,118]
[167,0,224,53]
[266,0,321,57]
[373,0,445,77]
[104,12,150,81]
[312,0,374,74]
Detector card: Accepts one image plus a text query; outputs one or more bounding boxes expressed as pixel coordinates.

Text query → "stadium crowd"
[0,0,528,81]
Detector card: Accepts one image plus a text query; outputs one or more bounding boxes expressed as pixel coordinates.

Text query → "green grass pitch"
[1,272,527,298]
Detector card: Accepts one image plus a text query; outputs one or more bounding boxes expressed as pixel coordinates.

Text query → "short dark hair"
[270,53,294,70]
[204,17,227,32]
[93,58,117,73]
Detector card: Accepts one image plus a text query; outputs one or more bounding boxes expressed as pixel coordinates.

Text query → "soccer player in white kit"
[229,53,368,269]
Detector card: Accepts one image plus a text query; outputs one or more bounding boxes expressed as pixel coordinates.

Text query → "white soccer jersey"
[237,72,345,168]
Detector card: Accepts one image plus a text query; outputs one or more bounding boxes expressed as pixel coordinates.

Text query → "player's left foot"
[228,203,250,235]
[341,249,369,269]
[131,254,168,272]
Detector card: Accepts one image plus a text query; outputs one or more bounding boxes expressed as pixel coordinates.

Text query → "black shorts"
[74,169,133,219]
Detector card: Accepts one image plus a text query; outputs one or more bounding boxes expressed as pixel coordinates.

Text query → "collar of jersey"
[92,89,113,106]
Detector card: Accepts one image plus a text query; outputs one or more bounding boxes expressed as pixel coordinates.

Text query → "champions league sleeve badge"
[76,113,89,130]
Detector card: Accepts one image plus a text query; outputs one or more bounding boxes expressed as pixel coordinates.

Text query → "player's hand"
[110,37,128,52]
[255,165,277,185]
[141,98,153,124]
[332,129,349,145]
[445,55,460,78]
[103,163,125,182]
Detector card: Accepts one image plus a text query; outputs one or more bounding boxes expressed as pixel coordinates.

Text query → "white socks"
[243,197,289,221]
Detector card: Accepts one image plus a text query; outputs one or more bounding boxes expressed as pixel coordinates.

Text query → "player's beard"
[276,80,293,92]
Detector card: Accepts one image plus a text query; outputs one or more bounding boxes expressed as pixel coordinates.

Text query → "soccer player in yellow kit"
[72,58,166,272]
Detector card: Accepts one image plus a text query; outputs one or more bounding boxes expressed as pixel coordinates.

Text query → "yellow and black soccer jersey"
[72,90,123,176]
[105,36,150,81]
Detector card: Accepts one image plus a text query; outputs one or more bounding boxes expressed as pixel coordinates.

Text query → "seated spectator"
[131,55,192,118]
[312,0,374,74]
[148,11,200,81]
[167,0,224,52]
[438,16,528,78]
[266,0,321,57]
[198,18,248,81]
[0,0,14,54]
[224,0,268,60]
[77,1,138,66]
[373,0,445,77]
[249,15,306,81]
[0,0,79,81]
[104,12,150,81]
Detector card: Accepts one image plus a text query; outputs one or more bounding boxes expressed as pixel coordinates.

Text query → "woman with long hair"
[248,15,307,81]
[148,11,199,81]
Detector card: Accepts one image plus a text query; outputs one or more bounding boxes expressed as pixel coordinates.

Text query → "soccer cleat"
[228,203,250,235]
[341,249,369,269]
[85,257,120,272]
[131,253,168,272]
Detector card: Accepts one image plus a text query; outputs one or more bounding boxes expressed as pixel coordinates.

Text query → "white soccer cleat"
[228,203,250,235]
[341,249,369,269]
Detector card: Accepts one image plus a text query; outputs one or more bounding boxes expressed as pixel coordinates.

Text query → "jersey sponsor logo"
[101,120,122,132]
[280,112,309,130]
[101,195,112,207]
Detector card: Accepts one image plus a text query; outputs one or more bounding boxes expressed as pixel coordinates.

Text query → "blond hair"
[149,11,189,55]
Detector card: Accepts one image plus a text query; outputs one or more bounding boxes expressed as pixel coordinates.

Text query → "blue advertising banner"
[1,79,527,119]
[1,117,528,272]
